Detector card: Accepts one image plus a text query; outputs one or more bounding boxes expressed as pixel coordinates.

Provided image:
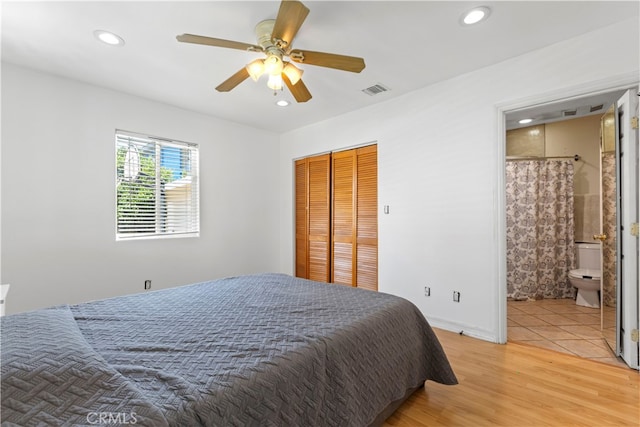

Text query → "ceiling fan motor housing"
[255,19,276,49]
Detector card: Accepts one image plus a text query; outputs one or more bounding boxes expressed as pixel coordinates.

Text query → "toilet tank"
[576,243,601,270]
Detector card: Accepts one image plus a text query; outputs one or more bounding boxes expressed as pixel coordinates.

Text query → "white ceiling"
[2,1,638,133]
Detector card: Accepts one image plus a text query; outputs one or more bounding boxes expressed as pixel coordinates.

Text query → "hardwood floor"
[384,329,639,426]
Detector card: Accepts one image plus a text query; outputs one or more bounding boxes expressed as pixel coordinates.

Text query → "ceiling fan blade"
[283,74,312,103]
[177,34,262,52]
[215,67,250,92]
[289,49,365,73]
[271,0,310,48]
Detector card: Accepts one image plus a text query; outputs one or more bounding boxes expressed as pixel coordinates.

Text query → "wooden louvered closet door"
[295,145,377,290]
[354,145,378,290]
[331,150,355,285]
[295,154,331,282]
[332,145,377,290]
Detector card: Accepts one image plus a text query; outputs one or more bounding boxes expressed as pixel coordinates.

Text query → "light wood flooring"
[384,328,639,426]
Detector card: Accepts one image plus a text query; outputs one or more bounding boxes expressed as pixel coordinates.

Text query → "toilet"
[568,243,601,308]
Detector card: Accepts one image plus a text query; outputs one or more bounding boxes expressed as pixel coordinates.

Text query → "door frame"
[495,73,639,347]
[615,89,639,368]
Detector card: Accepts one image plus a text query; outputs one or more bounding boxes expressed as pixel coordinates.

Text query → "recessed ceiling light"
[276,99,290,107]
[519,118,533,124]
[94,30,125,46]
[461,6,491,25]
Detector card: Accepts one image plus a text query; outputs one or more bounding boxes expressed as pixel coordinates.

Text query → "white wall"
[278,19,640,342]
[3,18,638,339]
[1,64,280,314]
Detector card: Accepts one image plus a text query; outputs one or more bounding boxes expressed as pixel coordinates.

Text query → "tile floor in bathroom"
[507,298,629,369]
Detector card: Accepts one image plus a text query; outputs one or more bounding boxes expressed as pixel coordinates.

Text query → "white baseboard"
[426,316,501,344]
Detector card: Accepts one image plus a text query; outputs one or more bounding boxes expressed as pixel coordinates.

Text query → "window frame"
[115,129,200,241]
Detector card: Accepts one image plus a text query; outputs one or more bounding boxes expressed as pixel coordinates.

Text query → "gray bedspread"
[2,273,457,426]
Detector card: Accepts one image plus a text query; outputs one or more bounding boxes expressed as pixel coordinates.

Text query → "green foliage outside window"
[116,147,174,234]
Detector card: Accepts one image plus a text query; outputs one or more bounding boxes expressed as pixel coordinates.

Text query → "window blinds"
[116,130,199,240]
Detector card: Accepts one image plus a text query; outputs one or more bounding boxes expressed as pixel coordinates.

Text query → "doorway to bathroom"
[501,86,639,370]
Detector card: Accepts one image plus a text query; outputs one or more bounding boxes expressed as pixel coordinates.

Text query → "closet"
[295,145,377,290]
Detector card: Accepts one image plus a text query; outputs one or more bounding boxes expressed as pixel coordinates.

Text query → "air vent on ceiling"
[590,104,604,113]
[562,109,577,117]
[362,83,390,96]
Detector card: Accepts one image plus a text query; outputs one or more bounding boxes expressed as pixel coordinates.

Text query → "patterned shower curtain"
[506,160,576,300]
[601,153,616,307]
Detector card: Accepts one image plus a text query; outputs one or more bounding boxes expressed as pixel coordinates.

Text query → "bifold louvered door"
[295,145,377,290]
[295,154,331,282]
[354,145,378,290]
[332,145,378,290]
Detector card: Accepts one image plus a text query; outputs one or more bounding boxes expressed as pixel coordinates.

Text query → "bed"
[1,273,457,426]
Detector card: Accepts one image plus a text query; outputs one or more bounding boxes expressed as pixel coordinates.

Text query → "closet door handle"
[593,233,607,241]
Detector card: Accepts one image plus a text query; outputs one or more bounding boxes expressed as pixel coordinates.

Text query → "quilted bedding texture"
[1,273,457,426]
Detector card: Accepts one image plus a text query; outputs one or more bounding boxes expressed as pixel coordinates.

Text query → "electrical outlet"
[424,286,430,296]
[453,291,461,302]
[144,280,151,290]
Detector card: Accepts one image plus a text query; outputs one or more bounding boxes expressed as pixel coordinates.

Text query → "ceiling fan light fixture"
[264,53,284,76]
[267,74,284,91]
[246,59,265,82]
[283,63,303,85]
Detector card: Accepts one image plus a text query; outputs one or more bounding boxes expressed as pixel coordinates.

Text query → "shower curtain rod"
[506,154,580,162]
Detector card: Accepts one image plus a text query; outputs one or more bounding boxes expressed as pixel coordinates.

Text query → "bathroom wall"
[547,115,602,242]
[506,126,545,157]
[506,114,602,242]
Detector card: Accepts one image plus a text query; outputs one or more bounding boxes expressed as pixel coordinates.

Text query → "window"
[115,130,199,240]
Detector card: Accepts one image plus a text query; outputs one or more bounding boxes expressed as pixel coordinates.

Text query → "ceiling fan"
[176,0,366,103]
